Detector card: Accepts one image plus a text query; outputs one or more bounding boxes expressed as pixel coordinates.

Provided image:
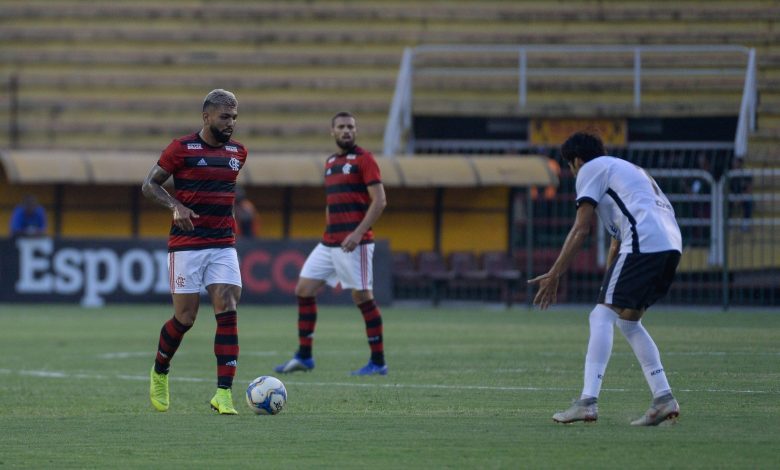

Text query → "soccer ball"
[245,376,287,415]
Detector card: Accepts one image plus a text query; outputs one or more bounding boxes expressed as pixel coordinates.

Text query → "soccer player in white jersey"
[528,131,682,426]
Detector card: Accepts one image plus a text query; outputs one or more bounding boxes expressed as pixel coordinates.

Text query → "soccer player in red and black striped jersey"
[274,112,389,376]
[142,89,246,414]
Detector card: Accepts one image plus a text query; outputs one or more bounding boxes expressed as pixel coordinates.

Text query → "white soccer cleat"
[631,394,680,426]
[553,398,598,423]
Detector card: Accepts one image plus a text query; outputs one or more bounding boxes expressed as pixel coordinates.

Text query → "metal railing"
[735,48,758,157]
[384,44,757,157]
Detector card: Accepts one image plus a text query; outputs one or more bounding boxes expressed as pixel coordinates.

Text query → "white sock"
[581,304,618,399]
[616,318,672,398]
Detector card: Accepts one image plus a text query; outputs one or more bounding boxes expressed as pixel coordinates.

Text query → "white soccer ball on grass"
[245,376,287,415]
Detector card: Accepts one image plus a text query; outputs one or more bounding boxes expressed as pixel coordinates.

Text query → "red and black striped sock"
[358,299,384,366]
[215,310,239,389]
[296,296,317,360]
[154,316,192,375]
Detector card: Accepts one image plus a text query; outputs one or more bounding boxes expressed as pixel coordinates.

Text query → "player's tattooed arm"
[142,164,177,210]
[142,164,199,231]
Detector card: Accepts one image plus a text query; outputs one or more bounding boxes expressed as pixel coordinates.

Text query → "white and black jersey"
[576,156,682,254]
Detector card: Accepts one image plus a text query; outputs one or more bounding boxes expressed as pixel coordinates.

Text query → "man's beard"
[336,137,354,150]
[209,124,232,143]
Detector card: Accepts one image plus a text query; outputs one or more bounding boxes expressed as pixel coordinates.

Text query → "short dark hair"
[561,132,606,164]
[331,111,355,127]
[203,89,237,112]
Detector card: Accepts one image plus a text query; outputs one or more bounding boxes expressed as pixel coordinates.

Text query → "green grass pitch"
[1,303,778,468]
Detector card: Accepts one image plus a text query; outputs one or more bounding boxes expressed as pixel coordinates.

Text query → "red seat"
[416,251,453,306]
[481,251,521,307]
[483,251,521,280]
[449,251,487,280]
[392,251,421,281]
[417,251,454,281]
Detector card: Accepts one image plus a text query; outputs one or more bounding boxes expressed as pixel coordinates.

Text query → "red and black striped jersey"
[157,132,247,251]
[322,146,382,247]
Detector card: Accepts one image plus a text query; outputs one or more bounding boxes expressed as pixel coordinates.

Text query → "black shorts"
[597,250,680,310]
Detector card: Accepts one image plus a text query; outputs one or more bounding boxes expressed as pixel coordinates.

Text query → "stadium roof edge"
[0,150,556,188]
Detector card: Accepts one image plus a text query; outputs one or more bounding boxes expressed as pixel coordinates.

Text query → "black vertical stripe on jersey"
[326,183,368,195]
[174,178,235,193]
[170,226,234,239]
[327,202,369,213]
[606,188,640,253]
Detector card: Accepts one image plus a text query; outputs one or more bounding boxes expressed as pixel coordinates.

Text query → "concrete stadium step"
[9,70,398,92]
[3,1,776,23]
[0,132,384,155]
[1,21,776,46]
[10,96,392,115]
[12,117,387,138]
[747,138,780,165]
[6,71,746,95]
[0,48,405,67]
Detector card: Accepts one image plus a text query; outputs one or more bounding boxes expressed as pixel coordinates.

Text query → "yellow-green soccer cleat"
[149,367,170,412]
[210,388,238,415]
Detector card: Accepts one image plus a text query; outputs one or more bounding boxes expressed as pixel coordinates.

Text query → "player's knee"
[294,283,316,298]
[351,289,374,304]
[617,308,644,321]
[174,310,197,327]
[208,284,241,313]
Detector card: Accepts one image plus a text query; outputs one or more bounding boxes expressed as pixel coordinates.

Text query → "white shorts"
[167,247,242,294]
[299,243,374,291]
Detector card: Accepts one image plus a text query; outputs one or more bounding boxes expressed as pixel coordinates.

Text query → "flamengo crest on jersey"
[157,132,248,251]
[322,146,382,247]
[575,156,682,254]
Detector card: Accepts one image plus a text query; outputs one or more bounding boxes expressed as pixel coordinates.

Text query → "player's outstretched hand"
[527,272,559,310]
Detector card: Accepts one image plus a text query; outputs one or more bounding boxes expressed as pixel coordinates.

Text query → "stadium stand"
[0,1,778,156]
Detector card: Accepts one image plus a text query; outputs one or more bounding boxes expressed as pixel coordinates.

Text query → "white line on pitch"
[95,350,780,361]
[97,351,282,359]
[538,351,780,357]
[7,368,779,395]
